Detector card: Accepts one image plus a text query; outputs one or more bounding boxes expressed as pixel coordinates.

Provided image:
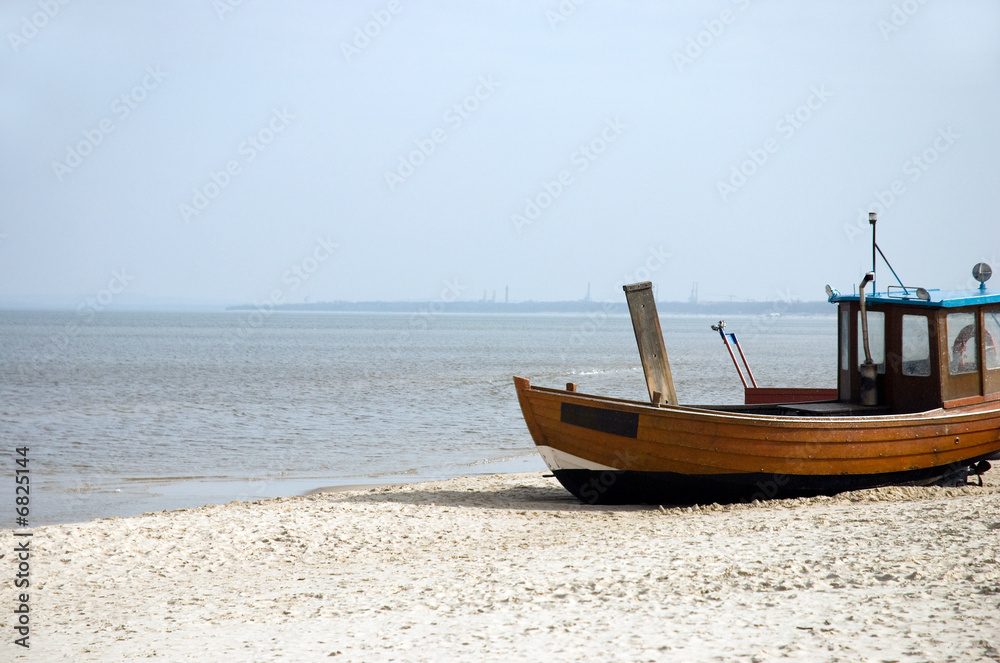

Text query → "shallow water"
[0,310,835,524]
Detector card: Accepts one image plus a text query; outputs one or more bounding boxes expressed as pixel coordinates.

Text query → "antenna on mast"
[868,212,909,294]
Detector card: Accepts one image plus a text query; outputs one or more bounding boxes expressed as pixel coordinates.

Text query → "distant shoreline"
[224,300,834,315]
[0,298,835,315]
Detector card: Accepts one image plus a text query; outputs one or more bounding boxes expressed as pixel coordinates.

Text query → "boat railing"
[886,285,937,300]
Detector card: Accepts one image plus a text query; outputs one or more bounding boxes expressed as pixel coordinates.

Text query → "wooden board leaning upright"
[623,282,678,406]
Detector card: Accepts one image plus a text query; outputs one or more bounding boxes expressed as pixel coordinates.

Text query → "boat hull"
[549,463,990,505]
[514,376,1000,505]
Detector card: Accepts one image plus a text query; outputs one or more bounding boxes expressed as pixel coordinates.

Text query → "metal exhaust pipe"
[859,272,878,406]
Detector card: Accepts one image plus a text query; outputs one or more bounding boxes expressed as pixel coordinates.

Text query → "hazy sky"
[2,0,998,307]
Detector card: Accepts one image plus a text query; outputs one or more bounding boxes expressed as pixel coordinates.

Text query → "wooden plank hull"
[513,376,1000,505]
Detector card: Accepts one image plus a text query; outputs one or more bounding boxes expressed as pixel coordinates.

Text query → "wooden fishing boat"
[514,232,1000,504]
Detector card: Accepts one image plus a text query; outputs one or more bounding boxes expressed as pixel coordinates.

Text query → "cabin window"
[986,306,1000,371]
[902,315,931,376]
[857,311,885,373]
[947,312,978,374]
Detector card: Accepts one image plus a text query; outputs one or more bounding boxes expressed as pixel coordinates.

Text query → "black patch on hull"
[553,454,997,505]
[560,403,639,439]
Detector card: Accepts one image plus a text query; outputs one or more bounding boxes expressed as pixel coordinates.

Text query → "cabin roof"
[829,287,1000,308]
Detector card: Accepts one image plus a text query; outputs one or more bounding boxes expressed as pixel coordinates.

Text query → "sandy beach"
[4,472,999,662]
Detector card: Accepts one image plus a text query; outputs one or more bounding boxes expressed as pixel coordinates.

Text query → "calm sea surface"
[0,310,836,525]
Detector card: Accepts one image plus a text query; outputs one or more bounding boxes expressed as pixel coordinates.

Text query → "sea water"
[0,310,835,525]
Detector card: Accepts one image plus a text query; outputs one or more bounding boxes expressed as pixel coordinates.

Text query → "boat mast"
[869,212,877,293]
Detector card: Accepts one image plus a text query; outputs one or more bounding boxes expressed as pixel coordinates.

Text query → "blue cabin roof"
[829,287,1000,308]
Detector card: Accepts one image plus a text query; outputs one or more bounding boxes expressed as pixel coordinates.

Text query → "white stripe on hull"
[536,445,618,472]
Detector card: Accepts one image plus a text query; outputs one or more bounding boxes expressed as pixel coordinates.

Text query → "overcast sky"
[2,0,998,307]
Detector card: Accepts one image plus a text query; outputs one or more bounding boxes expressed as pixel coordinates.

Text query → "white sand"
[3,472,999,662]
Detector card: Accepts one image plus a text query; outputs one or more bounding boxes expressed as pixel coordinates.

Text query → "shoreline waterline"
[33,453,547,526]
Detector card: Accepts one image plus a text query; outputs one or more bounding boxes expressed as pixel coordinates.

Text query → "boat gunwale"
[516,378,1000,428]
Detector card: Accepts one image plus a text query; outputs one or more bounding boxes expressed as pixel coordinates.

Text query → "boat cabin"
[829,283,1000,413]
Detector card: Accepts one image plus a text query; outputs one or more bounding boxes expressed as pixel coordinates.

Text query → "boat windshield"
[986,306,1000,371]
[947,312,979,375]
[902,314,931,377]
